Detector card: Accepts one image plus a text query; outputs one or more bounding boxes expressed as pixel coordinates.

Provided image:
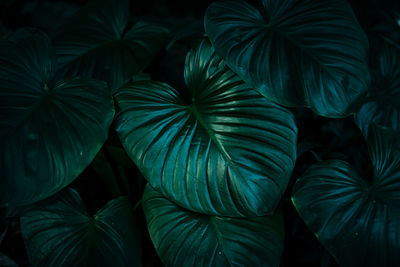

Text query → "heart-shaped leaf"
[0,29,114,209]
[355,38,400,134]
[54,0,170,92]
[205,0,370,117]
[20,188,142,267]
[142,185,284,267]
[292,124,400,266]
[115,39,297,216]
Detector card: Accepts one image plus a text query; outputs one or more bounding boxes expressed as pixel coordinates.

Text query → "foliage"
[0,0,399,266]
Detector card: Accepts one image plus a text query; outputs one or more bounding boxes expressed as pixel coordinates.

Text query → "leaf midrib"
[189,103,233,163]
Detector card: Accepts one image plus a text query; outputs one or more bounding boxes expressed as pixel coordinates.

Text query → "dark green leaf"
[355,39,400,134]
[205,0,370,117]
[0,29,114,208]
[292,124,400,266]
[142,185,284,267]
[0,253,18,267]
[54,0,170,92]
[115,39,297,216]
[20,188,142,267]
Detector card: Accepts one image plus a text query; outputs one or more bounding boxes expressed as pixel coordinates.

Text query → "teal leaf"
[355,39,400,134]
[54,0,170,92]
[20,188,142,267]
[0,29,114,208]
[292,124,400,266]
[205,0,370,117]
[115,39,297,216]
[142,185,284,267]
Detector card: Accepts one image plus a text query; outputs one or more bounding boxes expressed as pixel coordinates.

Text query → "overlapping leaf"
[54,0,169,92]
[205,0,370,117]
[292,124,400,266]
[0,29,114,208]
[355,38,400,134]
[20,188,142,267]
[142,185,284,267]
[115,39,297,217]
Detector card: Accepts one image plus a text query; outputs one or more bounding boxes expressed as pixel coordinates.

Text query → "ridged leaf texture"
[54,0,170,92]
[0,28,114,208]
[142,185,284,267]
[20,188,142,267]
[205,0,370,117]
[115,39,297,217]
[355,38,400,134]
[292,124,400,266]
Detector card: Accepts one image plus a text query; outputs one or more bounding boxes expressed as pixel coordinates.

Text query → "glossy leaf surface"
[142,185,284,267]
[355,39,400,134]
[292,125,400,266]
[21,188,142,267]
[116,40,297,216]
[0,29,114,208]
[54,0,169,92]
[205,0,370,117]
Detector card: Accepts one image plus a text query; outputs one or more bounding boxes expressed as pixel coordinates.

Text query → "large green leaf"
[292,124,400,266]
[115,39,297,216]
[0,29,114,208]
[205,0,370,117]
[142,185,284,267]
[54,0,170,92]
[355,39,400,134]
[20,188,141,267]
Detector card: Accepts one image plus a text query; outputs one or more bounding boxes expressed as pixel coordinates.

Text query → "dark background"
[0,0,399,266]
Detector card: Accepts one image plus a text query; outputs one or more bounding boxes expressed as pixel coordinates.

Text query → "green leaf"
[0,253,18,267]
[115,39,297,216]
[20,188,142,267]
[292,124,400,266]
[355,39,400,134]
[0,28,114,208]
[205,0,370,117]
[142,185,284,267]
[54,0,170,92]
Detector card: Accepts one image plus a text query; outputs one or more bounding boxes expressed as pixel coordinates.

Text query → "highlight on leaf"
[115,39,297,217]
[205,0,370,117]
[142,184,284,267]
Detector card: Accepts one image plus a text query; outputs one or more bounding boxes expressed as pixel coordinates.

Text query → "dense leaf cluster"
[0,0,399,266]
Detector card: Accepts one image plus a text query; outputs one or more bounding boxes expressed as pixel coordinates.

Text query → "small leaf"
[54,0,170,92]
[355,39,400,134]
[115,39,297,216]
[205,0,370,117]
[292,124,400,266]
[142,185,284,267]
[0,29,114,208]
[20,188,142,267]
